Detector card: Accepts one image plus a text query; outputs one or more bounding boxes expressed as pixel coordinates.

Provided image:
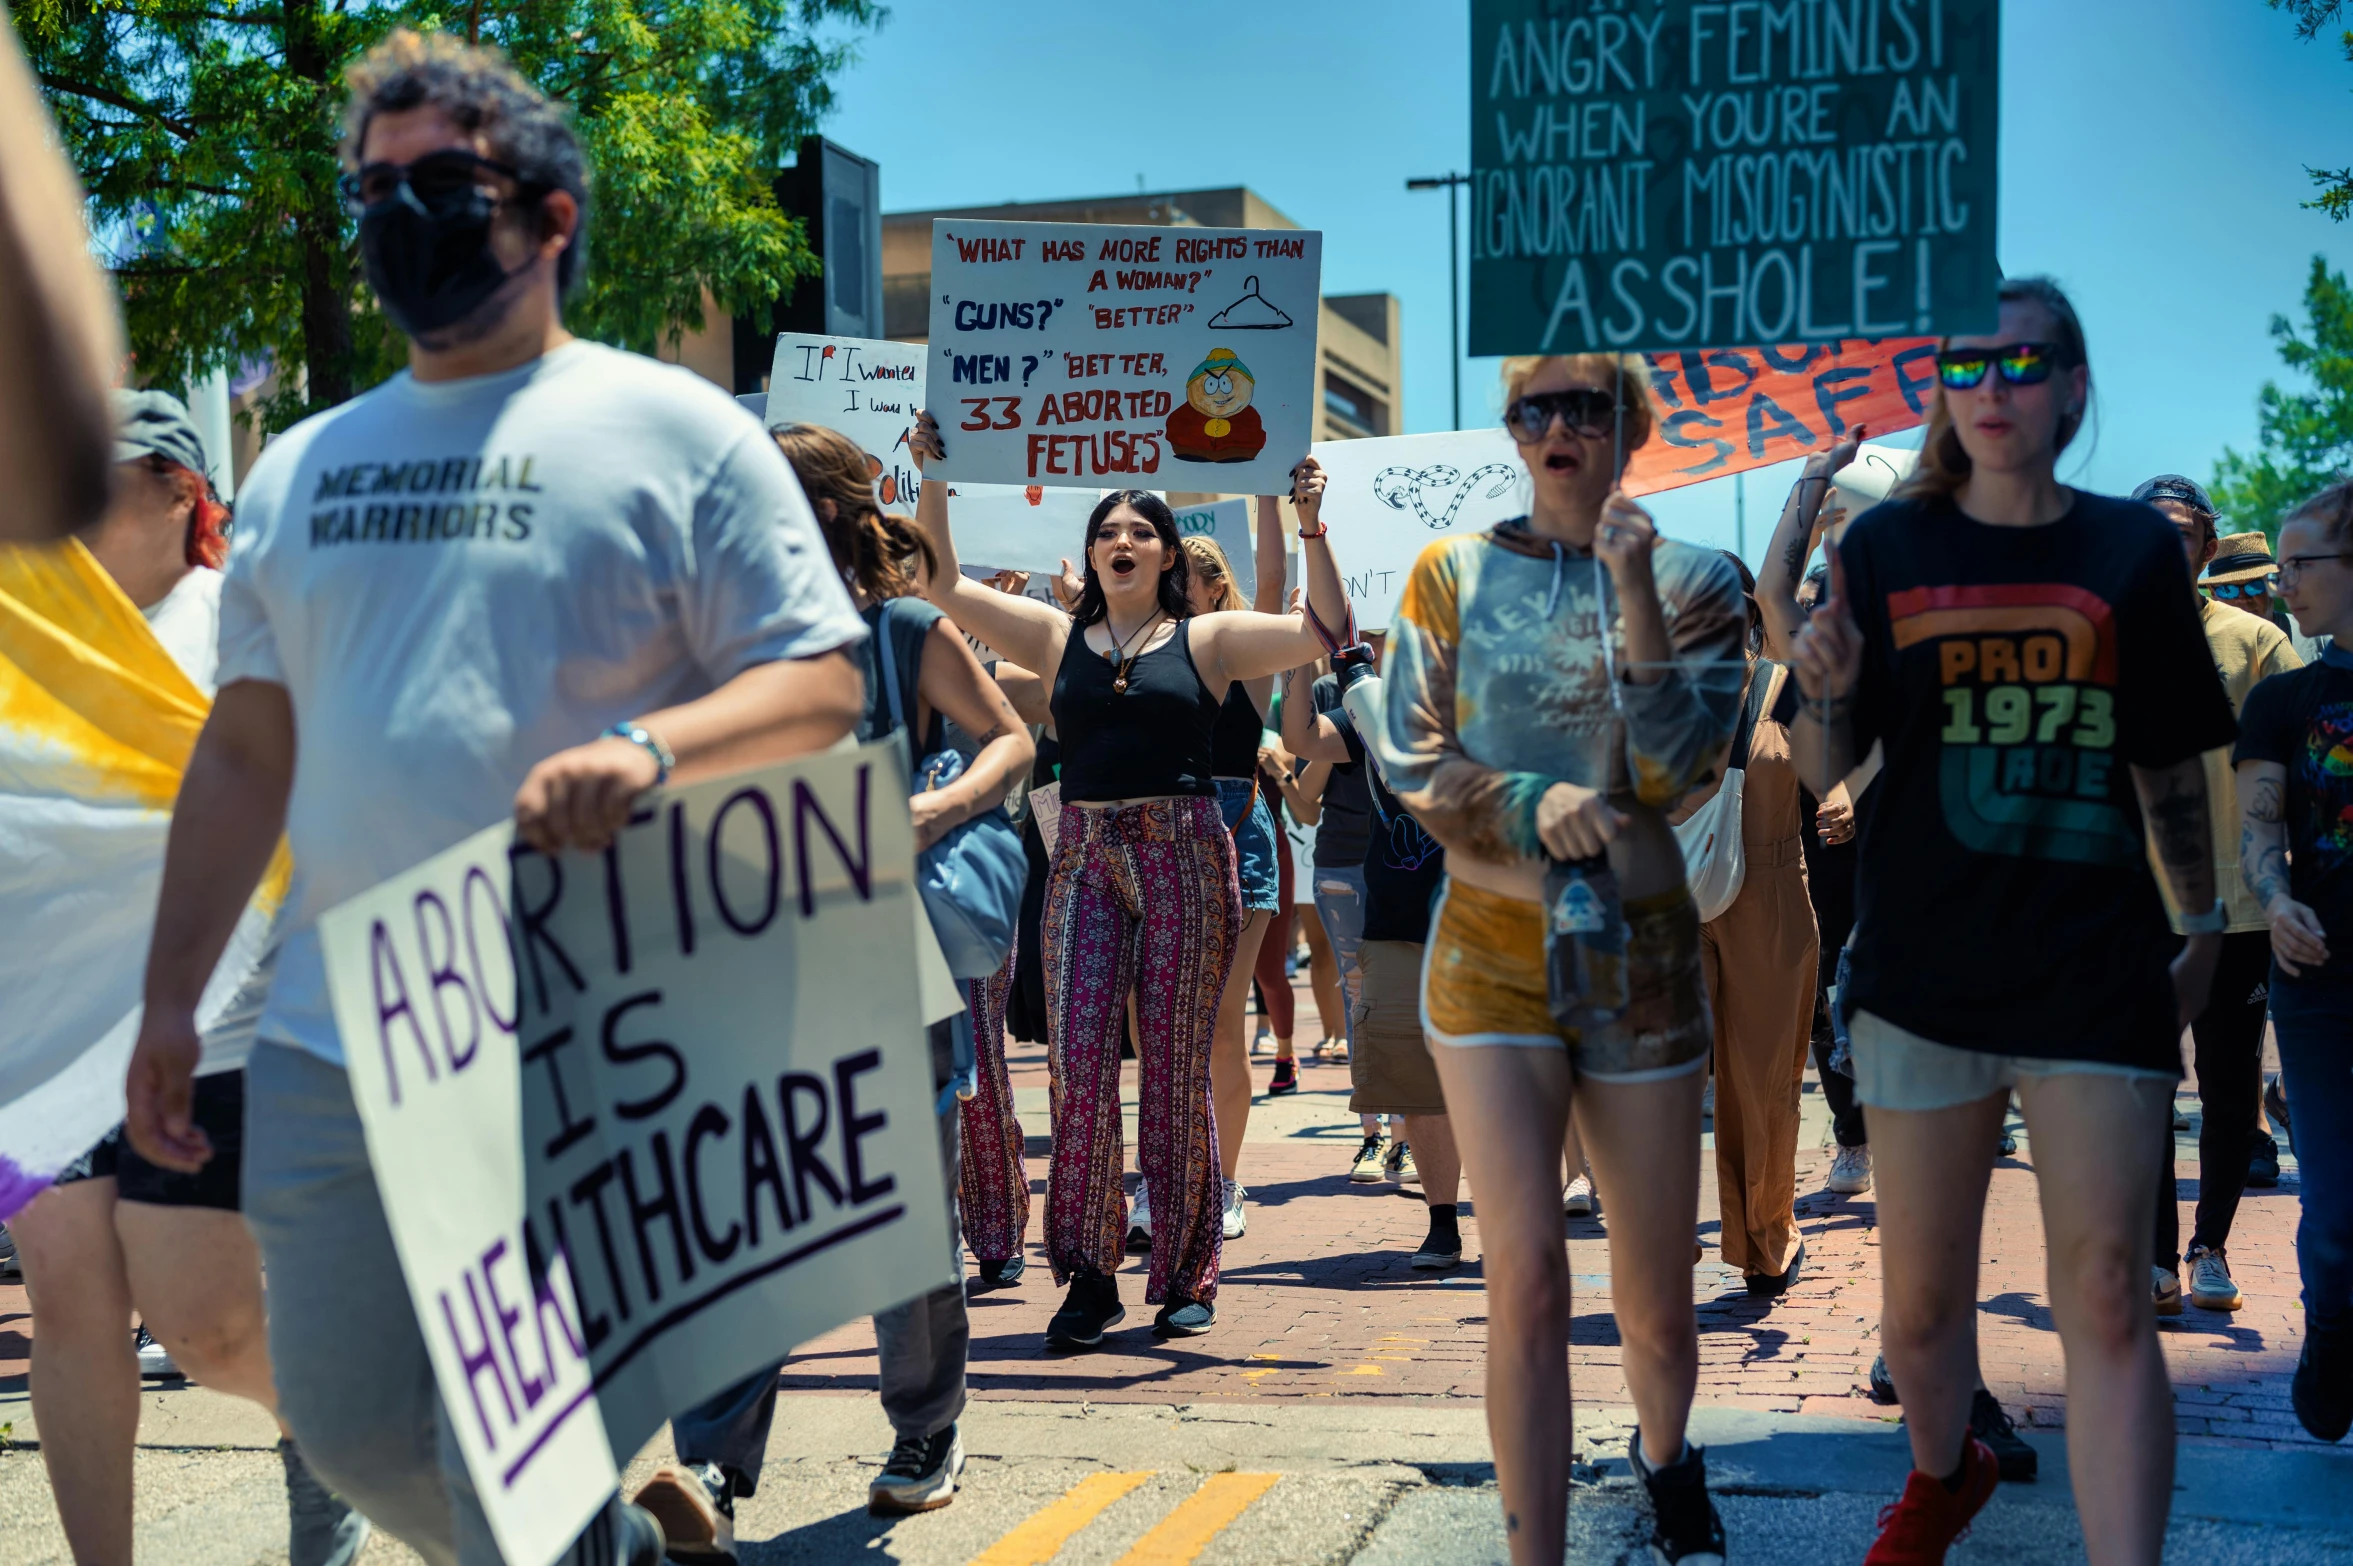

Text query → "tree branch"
[36,74,199,139]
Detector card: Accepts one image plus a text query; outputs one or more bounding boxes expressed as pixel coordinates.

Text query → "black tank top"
[1211,684,1263,778]
[1051,618,1220,802]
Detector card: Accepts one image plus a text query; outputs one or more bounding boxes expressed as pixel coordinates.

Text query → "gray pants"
[242,1044,633,1566]
[670,1103,969,1491]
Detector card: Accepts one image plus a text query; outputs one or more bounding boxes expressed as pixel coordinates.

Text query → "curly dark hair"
[340,29,590,296]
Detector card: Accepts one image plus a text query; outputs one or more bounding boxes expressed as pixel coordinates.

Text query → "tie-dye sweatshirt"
[1374,517,1748,867]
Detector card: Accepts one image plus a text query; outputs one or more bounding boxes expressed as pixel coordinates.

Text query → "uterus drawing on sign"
[1166,346,1267,464]
[1203,274,1295,331]
[1372,463,1523,532]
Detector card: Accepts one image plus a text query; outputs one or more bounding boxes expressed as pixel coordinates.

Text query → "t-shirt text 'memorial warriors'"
[308,454,546,547]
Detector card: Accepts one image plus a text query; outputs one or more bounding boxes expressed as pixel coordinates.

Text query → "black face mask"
[358,183,537,338]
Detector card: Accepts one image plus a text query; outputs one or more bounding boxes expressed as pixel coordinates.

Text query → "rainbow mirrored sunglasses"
[1934,341,2071,391]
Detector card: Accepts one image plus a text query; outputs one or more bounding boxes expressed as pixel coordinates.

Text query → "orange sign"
[1623,338,1940,498]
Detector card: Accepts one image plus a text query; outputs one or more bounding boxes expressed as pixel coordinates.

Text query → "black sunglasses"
[338,150,532,218]
[1505,388,1622,442]
[1934,342,2072,391]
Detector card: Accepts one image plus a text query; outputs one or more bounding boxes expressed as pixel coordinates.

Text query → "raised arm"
[1279,663,1353,764]
[1790,546,1865,798]
[1756,431,1862,661]
[1197,456,1354,684]
[2239,758,2330,976]
[1594,500,1749,806]
[1252,493,1287,616]
[995,659,1052,729]
[911,618,1036,849]
[908,411,1072,675]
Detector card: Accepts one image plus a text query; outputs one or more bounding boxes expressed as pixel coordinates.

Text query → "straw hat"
[2201,532,2278,589]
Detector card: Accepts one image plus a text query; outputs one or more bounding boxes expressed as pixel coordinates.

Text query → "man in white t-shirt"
[122,32,866,1566]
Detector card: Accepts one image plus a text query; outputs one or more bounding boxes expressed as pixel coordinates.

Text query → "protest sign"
[766,333,929,507]
[1171,497,1258,603]
[1468,0,2000,353]
[939,480,1100,578]
[320,743,958,1566]
[925,219,1323,494]
[1318,336,1934,627]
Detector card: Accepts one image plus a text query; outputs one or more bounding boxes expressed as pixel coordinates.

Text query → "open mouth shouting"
[1108,553,1137,577]
[1541,444,1583,476]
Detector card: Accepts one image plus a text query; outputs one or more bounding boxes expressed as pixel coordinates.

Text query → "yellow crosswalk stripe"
[970,1470,1152,1566]
[1111,1472,1283,1565]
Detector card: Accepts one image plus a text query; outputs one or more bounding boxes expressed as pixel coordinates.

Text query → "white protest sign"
[320,743,955,1566]
[925,220,1322,494]
[940,480,1099,577]
[1311,430,1531,630]
[1171,497,1257,604]
[765,334,928,508]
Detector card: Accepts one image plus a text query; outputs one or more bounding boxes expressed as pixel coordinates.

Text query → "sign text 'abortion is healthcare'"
[320,743,954,1566]
[925,220,1322,495]
[1469,0,1999,354]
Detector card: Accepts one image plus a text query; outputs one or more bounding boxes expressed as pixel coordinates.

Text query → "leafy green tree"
[2273,0,2352,221]
[17,0,881,431]
[2212,256,2353,537]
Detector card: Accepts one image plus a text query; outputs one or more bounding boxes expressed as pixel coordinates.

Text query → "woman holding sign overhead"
[1375,355,1748,1566]
[908,409,1354,1346]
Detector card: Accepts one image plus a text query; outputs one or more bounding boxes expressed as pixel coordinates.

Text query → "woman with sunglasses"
[906,411,1352,1346]
[1790,277,2237,1563]
[1377,356,1746,1566]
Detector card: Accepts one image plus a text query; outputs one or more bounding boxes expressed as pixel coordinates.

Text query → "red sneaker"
[1862,1436,1998,1563]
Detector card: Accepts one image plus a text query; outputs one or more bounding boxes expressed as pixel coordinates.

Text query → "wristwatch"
[2177,898,2229,936]
[603,721,675,786]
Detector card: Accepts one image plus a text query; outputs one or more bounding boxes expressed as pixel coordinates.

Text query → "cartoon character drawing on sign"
[1166,347,1267,464]
[1371,462,1523,531]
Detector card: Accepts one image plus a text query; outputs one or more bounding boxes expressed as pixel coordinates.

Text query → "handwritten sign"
[320,744,957,1566]
[1318,337,1935,626]
[925,220,1323,494]
[765,334,930,508]
[1171,497,1258,603]
[1468,0,2000,353]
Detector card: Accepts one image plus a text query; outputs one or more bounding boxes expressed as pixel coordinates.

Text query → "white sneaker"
[1221,1178,1247,1240]
[2188,1245,2243,1311]
[2152,1266,2183,1317]
[1126,1180,1152,1252]
[1562,1173,1598,1217]
[1826,1144,1873,1195]
[134,1324,181,1379]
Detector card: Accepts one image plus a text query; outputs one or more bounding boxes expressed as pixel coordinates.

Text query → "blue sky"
[814,0,2350,562]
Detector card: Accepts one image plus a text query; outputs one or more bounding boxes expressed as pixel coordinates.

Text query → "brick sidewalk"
[0,1017,2323,1452]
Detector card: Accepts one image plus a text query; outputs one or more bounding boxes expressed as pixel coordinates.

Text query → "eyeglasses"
[338,150,530,217]
[1933,342,2072,391]
[1505,388,1622,442]
[2208,579,2277,600]
[2277,553,2353,583]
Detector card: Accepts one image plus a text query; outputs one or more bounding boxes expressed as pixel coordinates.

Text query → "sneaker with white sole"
[1126,1180,1152,1252]
[2152,1266,2184,1316]
[2187,1244,2244,1311]
[1349,1135,1388,1183]
[1385,1141,1418,1185]
[1221,1177,1247,1240]
[134,1323,181,1379]
[1826,1143,1873,1195]
[631,1461,736,1560]
[870,1424,964,1513]
[0,1222,19,1280]
[1562,1173,1598,1217]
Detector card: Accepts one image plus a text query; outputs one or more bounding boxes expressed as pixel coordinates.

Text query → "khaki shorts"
[1348,940,1447,1116]
[1420,877,1712,1083]
[1849,1008,2176,1113]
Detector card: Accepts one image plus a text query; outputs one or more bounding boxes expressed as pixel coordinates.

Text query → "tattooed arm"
[1755,430,1863,661]
[2134,755,2223,1024]
[2238,759,2331,975]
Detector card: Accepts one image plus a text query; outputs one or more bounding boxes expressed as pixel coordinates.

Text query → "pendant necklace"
[1106,611,1164,695]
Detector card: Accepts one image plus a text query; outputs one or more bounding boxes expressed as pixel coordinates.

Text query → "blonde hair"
[1897,276,2089,504]
[1181,536,1247,613]
[1497,354,1656,459]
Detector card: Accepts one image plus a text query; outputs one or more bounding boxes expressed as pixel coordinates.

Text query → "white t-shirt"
[217,341,866,1065]
[142,567,222,691]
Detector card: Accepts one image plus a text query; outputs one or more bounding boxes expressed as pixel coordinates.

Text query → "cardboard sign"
[925,219,1323,493]
[1171,497,1258,604]
[1316,337,1935,627]
[766,334,929,508]
[1468,0,2001,353]
[320,744,958,1566]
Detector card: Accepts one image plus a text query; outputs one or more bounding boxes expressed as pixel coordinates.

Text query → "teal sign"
[1469,0,2001,355]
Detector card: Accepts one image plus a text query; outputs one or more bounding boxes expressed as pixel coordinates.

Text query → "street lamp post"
[1407,172,1469,431]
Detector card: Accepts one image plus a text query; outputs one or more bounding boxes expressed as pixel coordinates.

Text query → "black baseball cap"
[2129,474,2218,518]
[112,389,212,480]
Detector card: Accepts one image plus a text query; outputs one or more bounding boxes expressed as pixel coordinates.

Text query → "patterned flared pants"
[957,939,1029,1263]
[1041,796,1239,1303]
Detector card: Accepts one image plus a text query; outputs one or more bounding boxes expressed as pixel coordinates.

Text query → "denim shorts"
[1216,777,1280,912]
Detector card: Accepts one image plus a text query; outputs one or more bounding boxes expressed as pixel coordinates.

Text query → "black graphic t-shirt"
[2233,655,2353,981]
[1360,758,1448,944]
[1840,491,2237,1069]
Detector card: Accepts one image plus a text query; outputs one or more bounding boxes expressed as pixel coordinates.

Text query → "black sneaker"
[1411,1220,1462,1271]
[2266,1077,2295,1154]
[2293,1324,2353,1443]
[1153,1295,1215,1337]
[1969,1388,2039,1481]
[1745,1239,1803,1298]
[1045,1269,1124,1349]
[869,1423,964,1513]
[1868,1352,1899,1404]
[2246,1134,2282,1190]
[976,1254,1026,1290]
[1267,1057,1299,1096]
[1627,1429,1726,1565]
